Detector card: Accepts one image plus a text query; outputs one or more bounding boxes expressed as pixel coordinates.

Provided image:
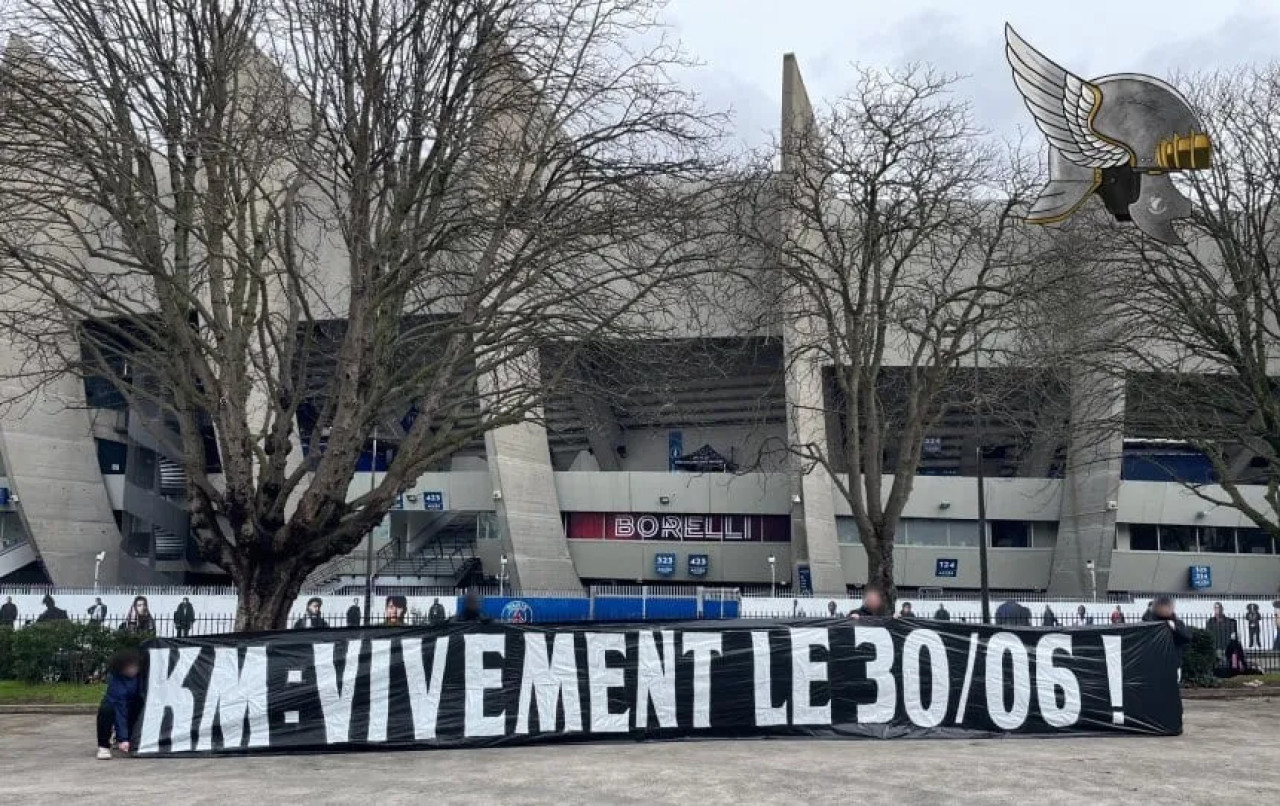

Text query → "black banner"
[134,618,1182,754]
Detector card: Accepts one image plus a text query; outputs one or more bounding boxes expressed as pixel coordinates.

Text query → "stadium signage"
[565,513,789,542]
[135,619,1181,755]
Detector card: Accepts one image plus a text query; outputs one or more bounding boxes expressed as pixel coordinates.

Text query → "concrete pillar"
[778,54,844,594]
[1049,367,1124,596]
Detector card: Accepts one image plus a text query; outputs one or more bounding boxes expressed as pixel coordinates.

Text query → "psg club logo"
[501,600,533,624]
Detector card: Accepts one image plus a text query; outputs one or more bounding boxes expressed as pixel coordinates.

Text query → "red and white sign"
[565,513,789,542]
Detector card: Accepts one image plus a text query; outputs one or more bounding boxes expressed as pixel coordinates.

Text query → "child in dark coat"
[97,649,143,759]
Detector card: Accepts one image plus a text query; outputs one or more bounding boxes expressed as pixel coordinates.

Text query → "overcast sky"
[663,0,1280,149]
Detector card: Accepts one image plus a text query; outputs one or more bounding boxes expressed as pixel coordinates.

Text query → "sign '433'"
[1006,25,1211,244]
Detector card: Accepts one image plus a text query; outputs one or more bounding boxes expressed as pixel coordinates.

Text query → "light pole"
[973,329,992,625]
[767,554,776,597]
[1086,560,1097,602]
[363,427,378,626]
[499,554,508,597]
[93,551,106,593]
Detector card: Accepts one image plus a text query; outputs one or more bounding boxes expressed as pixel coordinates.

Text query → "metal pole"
[363,427,377,626]
[974,333,991,625]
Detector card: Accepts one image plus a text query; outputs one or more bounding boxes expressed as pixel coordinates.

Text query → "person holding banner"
[1143,596,1191,665]
[96,649,142,760]
[849,587,889,618]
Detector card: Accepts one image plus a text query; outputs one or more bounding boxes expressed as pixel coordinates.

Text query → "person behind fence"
[453,591,491,624]
[121,596,154,634]
[96,649,143,760]
[995,599,1031,626]
[1272,601,1280,651]
[898,602,914,618]
[849,587,889,619]
[87,597,107,625]
[1244,603,1262,649]
[427,597,447,625]
[36,594,68,622]
[932,603,950,621]
[1,595,17,629]
[1110,605,1126,625]
[347,598,362,628]
[1042,605,1058,627]
[173,597,196,637]
[1206,602,1237,657]
[294,597,330,629]
[383,595,408,626]
[1076,605,1094,625]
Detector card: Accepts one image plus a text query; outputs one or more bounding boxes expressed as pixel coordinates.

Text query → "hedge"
[0,622,146,684]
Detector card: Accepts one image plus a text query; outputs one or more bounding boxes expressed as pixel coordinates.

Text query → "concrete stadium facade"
[0,54,1276,599]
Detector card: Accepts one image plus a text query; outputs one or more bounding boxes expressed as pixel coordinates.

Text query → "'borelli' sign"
[135,619,1182,754]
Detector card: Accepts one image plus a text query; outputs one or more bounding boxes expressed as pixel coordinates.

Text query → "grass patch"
[1218,673,1280,689]
[0,680,105,705]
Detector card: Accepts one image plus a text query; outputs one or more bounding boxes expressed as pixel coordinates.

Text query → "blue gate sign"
[935,558,959,578]
[422,490,445,511]
[668,430,683,472]
[688,554,709,577]
[654,552,677,577]
[1189,565,1212,590]
[796,564,813,596]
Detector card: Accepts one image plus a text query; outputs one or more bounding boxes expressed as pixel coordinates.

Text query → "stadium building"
[0,54,1276,599]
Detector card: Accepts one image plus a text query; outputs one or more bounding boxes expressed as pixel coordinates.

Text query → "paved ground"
[2,699,1278,805]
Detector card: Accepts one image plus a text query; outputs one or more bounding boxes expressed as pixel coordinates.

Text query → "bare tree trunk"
[865,527,897,603]
[233,554,307,632]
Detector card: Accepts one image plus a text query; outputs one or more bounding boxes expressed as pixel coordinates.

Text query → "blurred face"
[121,661,140,678]
[902,603,912,614]
[465,594,482,614]
[1154,602,1174,619]
[308,601,322,615]
[864,591,883,612]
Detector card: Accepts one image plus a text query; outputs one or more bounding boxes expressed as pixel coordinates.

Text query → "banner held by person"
[134,619,1182,755]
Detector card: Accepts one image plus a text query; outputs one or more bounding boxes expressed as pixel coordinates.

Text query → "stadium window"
[836,518,861,544]
[904,519,950,546]
[1129,524,1159,551]
[990,520,1030,548]
[1197,526,1236,553]
[1238,528,1276,554]
[949,521,980,547]
[1031,522,1057,548]
[1159,525,1196,552]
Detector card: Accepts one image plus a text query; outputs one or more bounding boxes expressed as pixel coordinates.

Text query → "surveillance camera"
[1085,560,1095,570]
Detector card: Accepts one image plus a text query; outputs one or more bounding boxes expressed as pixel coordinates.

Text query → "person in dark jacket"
[96,649,143,759]
[1142,595,1191,673]
[427,598,447,625]
[36,594,69,622]
[87,598,107,625]
[849,587,889,618]
[173,597,196,637]
[995,599,1032,626]
[293,597,330,629]
[932,604,951,621]
[346,598,362,628]
[1042,605,1058,627]
[1205,602,1237,656]
[453,591,491,624]
[0,596,17,629]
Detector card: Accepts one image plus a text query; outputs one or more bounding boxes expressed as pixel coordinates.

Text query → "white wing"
[1005,25,1131,169]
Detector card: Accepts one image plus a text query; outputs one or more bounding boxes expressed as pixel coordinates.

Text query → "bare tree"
[738,67,1035,600]
[1106,67,1280,540]
[0,0,725,628]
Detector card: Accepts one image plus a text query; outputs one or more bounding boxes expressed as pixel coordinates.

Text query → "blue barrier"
[462,594,740,623]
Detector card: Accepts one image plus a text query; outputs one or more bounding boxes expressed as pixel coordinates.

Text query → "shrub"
[1182,627,1218,688]
[0,627,13,679]
[6,622,144,684]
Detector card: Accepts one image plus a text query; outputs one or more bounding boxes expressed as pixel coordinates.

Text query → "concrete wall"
[1109,551,1280,594]
[567,539,789,585]
[554,471,789,514]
